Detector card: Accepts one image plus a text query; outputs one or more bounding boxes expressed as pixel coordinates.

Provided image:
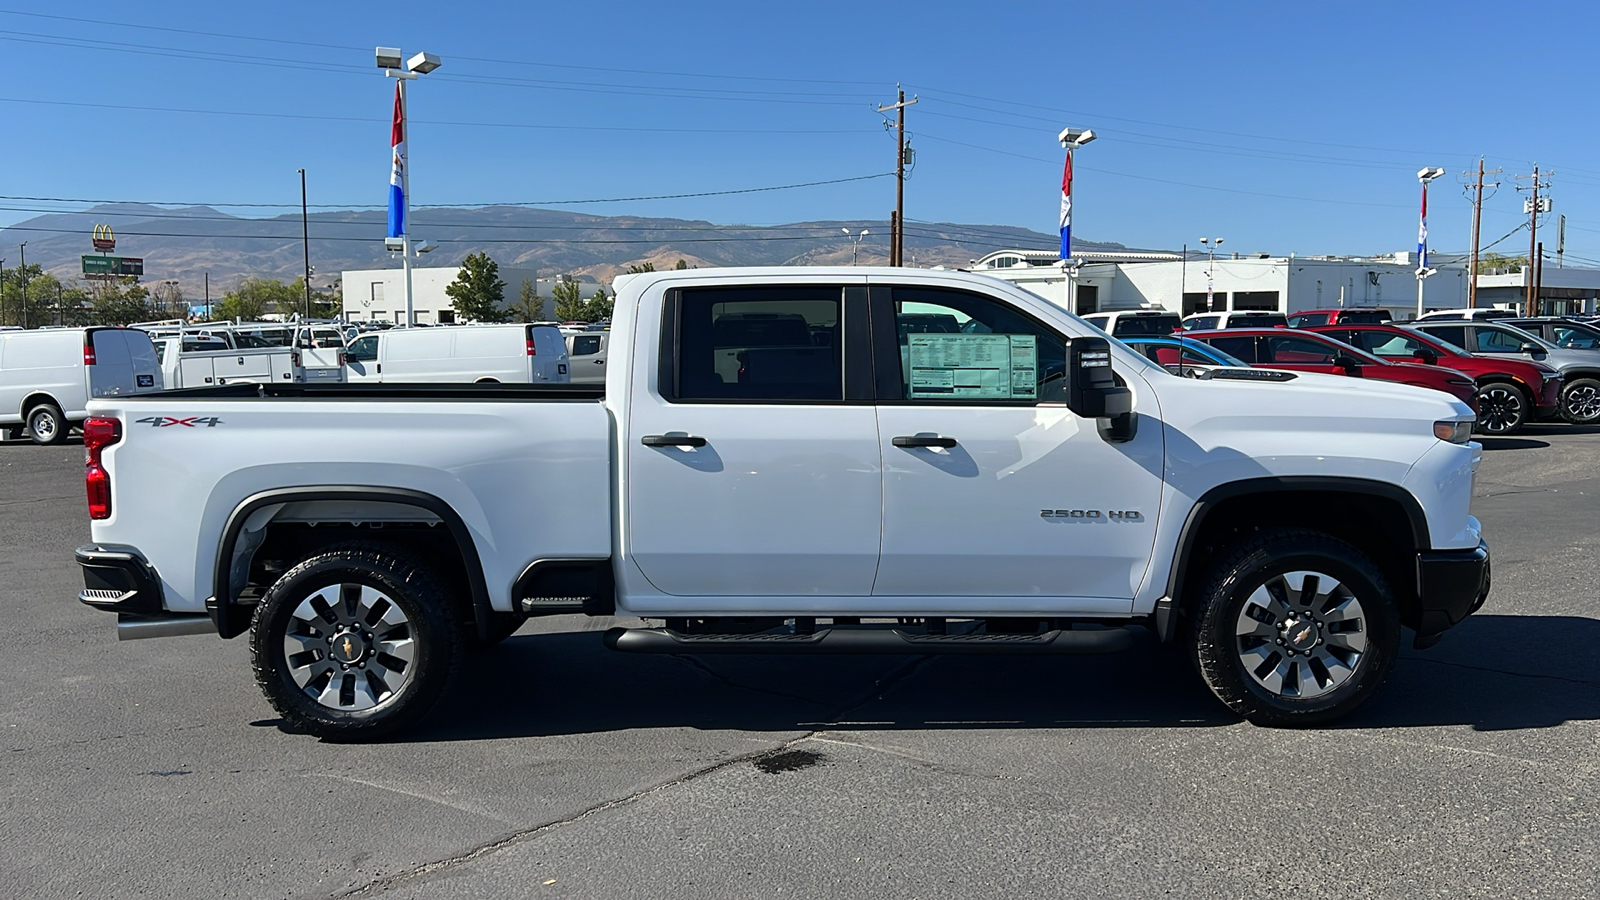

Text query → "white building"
[1476,266,1600,316]
[340,266,606,324]
[973,249,1470,321]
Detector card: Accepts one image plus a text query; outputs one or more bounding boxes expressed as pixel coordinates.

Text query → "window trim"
[867,284,1071,407]
[657,285,867,406]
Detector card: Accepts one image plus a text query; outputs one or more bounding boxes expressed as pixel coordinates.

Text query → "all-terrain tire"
[250,542,462,741]
[1189,528,1400,727]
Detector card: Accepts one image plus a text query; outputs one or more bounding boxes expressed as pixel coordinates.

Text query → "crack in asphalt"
[330,655,936,897]
[1404,653,1600,687]
[666,653,825,707]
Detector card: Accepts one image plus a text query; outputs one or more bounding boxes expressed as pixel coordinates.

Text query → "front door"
[343,335,381,383]
[625,284,883,601]
[869,284,1164,609]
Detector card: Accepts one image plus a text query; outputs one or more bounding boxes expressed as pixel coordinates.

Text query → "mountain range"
[0,204,1134,296]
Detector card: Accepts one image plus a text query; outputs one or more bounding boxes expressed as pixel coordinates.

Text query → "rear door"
[624,283,882,601]
[870,283,1164,608]
[566,333,608,384]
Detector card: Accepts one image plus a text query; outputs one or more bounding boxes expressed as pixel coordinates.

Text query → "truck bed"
[141,382,607,401]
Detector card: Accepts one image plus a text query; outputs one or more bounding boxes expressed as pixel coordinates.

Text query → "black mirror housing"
[1334,354,1363,370]
[1067,336,1135,441]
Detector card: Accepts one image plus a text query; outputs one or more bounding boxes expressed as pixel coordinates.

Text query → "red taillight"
[83,341,97,366]
[84,417,121,521]
[526,338,537,356]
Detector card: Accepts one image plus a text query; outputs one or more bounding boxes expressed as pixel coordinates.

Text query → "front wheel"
[1561,378,1600,424]
[250,542,462,740]
[1474,383,1529,434]
[1189,529,1400,727]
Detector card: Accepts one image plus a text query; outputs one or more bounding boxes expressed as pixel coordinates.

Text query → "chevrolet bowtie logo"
[1294,626,1313,645]
[342,637,355,659]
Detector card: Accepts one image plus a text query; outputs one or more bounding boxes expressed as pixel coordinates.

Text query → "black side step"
[603,626,1134,656]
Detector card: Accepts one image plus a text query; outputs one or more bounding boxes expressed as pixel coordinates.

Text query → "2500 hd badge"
[1040,509,1143,520]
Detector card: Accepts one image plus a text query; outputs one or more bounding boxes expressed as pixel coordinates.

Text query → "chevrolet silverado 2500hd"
[74,268,1491,739]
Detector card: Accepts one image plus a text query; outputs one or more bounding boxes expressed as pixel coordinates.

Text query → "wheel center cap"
[1282,618,1319,652]
[330,629,370,664]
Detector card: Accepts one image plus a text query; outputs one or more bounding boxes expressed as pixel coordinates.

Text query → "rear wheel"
[26,403,67,445]
[1562,378,1600,424]
[250,542,461,740]
[1189,529,1400,727]
[1474,382,1529,434]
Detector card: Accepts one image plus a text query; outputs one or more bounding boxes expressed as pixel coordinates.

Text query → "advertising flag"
[1059,152,1073,260]
[388,84,406,239]
[1417,187,1428,269]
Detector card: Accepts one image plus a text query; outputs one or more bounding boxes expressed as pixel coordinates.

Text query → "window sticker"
[906,333,1037,400]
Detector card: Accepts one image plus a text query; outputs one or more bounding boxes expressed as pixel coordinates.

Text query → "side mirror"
[1067,337,1135,442]
[1412,348,1439,365]
[1520,341,1547,359]
[1333,354,1363,371]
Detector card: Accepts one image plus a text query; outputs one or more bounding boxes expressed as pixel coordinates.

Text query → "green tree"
[89,279,160,326]
[1477,252,1527,274]
[445,252,509,323]
[626,262,655,274]
[674,258,689,270]
[1,265,67,327]
[552,277,586,321]
[583,289,614,322]
[509,278,544,323]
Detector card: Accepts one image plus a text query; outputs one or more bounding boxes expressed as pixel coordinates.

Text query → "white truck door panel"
[624,284,882,598]
[869,283,1164,605]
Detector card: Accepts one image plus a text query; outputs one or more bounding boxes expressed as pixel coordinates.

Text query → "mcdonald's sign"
[92,224,116,252]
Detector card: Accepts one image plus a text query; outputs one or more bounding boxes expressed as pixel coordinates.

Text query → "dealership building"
[339,265,606,324]
[974,249,1473,321]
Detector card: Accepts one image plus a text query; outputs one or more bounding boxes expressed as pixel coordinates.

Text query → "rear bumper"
[76,544,214,640]
[1412,539,1491,648]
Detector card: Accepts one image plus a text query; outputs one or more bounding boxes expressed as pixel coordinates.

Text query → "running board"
[603,626,1134,655]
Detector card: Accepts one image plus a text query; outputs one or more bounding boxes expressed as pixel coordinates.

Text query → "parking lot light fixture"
[1200,237,1224,311]
[1416,167,1446,319]
[378,46,442,327]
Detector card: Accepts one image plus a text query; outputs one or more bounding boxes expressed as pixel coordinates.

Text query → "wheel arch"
[209,486,491,641]
[1164,477,1428,639]
[21,391,63,418]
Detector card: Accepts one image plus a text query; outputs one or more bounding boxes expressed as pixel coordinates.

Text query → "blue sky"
[3,0,1599,263]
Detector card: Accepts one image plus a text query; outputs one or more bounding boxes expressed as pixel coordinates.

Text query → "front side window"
[346,335,378,362]
[675,287,841,401]
[887,288,1066,403]
[1348,330,1426,358]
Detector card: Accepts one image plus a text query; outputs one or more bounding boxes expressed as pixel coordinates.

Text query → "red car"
[1184,328,1479,411]
[1287,308,1393,327]
[1307,324,1561,434]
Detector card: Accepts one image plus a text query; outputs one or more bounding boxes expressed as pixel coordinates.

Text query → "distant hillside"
[0,203,1134,297]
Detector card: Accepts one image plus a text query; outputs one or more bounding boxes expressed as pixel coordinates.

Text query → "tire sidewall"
[1562,378,1600,424]
[1197,537,1400,725]
[251,551,455,738]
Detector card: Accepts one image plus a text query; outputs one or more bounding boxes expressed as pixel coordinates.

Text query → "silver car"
[1412,321,1600,424]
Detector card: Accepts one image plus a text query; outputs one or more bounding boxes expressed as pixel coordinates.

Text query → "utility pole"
[877,87,917,266]
[1558,214,1566,268]
[204,272,210,320]
[299,168,312,320]
[1536,241,1545,313]
[1463,159,1500,309]
[1518,166,1551,315]
[18,242,27,329]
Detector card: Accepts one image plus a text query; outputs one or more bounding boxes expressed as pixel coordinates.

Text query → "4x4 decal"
[135,416,223,428]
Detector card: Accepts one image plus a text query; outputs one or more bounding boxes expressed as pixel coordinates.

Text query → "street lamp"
[1415,166,1446,319]
[1199,237,1224,311]
[1057,127,1095,265]
[843,227,869,265]
[378,46,443,327]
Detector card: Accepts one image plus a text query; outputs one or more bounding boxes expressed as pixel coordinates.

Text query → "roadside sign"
[82,255,144,277]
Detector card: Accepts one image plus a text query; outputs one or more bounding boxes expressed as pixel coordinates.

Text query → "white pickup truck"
[74,267,1490,739]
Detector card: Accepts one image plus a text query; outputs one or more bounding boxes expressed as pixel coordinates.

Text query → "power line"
[0,224,863,246]
[0,172,895,210]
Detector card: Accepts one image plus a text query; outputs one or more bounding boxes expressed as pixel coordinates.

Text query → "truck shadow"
[401,614,1598,742]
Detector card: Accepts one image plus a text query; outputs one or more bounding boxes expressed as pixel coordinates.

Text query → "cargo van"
[0,327,163,444]
[564,331,609,384]
[344,324,570,384]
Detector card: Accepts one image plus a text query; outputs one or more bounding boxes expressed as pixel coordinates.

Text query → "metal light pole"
[1057,127,1095,266]
[299,168,312,320]
[1200,237,1223,310]
[17,242,27,329]
[1415,167,1445,319]
[378,47,441,327]
[842,227,869,265]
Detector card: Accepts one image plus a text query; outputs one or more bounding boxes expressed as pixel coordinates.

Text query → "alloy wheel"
[1233,570,1368,699]
[1567,383,1600,423]
[1476,385,1525,434]
[282,583,416,711]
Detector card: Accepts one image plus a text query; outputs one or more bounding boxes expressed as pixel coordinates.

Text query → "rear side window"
[1113,315,1180,336]
[571,335,603,356]
[1421,326,1466,349]
[1228,314,1287,329]
[1287,313,1328,327]
[1341,311,1391,324]
[674,287,842,401]
[1206,335,1259,363]
[1263,335,1337,365]
[1347,330,1427,358]
[1552,325,1600,349]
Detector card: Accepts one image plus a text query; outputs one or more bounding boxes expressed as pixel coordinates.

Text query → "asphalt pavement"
[1,427,1596,899]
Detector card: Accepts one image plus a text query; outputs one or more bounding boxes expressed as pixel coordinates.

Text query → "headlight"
[1433,419,1474,443]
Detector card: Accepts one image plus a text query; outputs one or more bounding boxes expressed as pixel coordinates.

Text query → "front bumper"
[1537,377,1563,414]
[1412,539,1491,648]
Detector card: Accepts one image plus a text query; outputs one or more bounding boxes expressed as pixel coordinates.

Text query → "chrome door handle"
[892,435,958,449]
[641,434,707,448]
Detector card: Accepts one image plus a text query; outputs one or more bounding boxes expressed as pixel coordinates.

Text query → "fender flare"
[1155,476,1429,641]
[208,486,491,640]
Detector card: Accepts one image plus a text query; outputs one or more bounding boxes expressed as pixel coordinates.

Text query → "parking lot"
[1,428,1596,900]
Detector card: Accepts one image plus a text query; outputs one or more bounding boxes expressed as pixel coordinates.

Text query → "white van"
[344,324,570,384]
[0,327,163,444]
[564,331,609,384]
